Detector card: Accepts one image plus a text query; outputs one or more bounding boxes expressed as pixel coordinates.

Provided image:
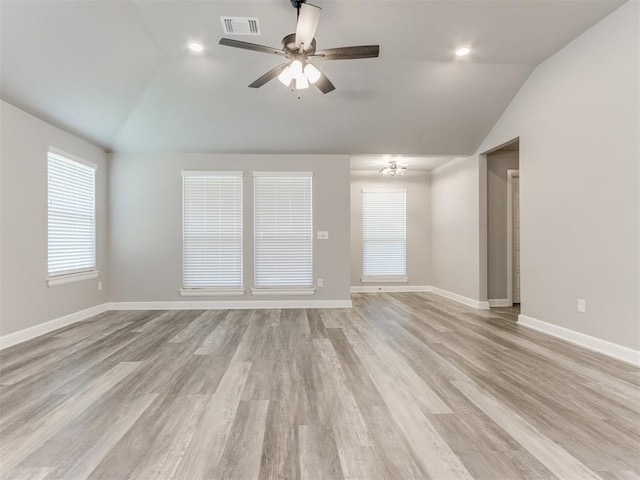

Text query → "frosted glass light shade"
[278,66,293,86]
[304,63,321,84]
[296,75,309,90]
[289,60,303,77]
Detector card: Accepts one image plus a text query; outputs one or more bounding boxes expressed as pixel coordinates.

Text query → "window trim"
[361,275,408,284]
[47,270,99,287]
[179,288,245,297]
[251,288,315,296]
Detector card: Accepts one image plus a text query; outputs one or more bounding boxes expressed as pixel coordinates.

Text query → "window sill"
[180,288,245,297]
[251,288,315,296]
[47,270,99,287]
[361,276,408,283]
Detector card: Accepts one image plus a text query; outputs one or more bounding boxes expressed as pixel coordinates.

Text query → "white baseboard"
[351,285,431,293]
[107,299,352,310]
[518,314,640,367]
[430,287,490,310]
[0,303,109,350]
[352,285,491,310]
[488,299,511,308]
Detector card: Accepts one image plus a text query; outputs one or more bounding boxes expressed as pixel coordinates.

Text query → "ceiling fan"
[219,0,380,94]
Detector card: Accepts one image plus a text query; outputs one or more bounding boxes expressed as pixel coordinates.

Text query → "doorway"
[485,139,520,310]
[507,170,520,305]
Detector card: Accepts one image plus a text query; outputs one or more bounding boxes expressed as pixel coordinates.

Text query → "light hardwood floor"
[0,293,638,479]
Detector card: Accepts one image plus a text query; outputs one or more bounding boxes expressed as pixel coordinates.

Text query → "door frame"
[506,169,520,306]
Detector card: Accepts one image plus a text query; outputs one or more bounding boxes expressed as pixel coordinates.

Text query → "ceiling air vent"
[220,17,261,36]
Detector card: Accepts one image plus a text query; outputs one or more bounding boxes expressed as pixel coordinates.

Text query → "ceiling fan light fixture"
[289,60,303,77]
[379,159,408,177]
[278,66,293,86]
[218,0,379,95]
[296,75,310,90]
[304,63,322,84]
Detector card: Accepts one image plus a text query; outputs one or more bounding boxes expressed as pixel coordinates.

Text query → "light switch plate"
[577,299,586,313]
[317,231,329,240]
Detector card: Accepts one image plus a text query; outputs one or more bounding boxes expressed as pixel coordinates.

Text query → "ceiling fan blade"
[313,45,380,60]
[219,38,285,56]
[295,3,321,50]
[248,63,290,88]
[314,73,335,94]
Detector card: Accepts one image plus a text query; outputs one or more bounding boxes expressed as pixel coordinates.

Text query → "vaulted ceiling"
[0,0,624,155]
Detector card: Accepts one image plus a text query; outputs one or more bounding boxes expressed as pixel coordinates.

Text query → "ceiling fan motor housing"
[282,33,316,56]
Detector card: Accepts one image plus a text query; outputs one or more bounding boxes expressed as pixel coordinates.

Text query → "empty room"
[0,0,638,479]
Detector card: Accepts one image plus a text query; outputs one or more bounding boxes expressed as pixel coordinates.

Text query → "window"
[362,188,407,281]
[253,172,313,293]
[182,172,243,295]
[47,150,97,285]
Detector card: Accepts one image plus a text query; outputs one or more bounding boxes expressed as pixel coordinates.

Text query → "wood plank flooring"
[0,293,638,479]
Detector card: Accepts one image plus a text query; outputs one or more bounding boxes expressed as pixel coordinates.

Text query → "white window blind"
[47,151,96,277]
[254,172,313,289]
[182,172,243,290]
[362,189,407,278]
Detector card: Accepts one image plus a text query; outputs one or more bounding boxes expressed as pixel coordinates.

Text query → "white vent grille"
[220,17,261,36]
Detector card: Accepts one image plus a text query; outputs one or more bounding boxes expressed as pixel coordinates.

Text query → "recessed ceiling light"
[188,42,204,53]
[455,46,471,57]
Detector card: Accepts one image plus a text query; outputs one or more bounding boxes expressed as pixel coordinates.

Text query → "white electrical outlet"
[577,299,586,313]
[98,281,103,291]
[317,231,329,240]
[317,278,324,288]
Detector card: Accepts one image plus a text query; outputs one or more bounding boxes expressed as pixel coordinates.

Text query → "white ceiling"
[0,0,624,155]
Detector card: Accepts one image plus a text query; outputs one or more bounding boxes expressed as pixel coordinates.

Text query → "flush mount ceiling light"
[379,159,409,177]
[218,0,380,95]
[455,46,471,57]
[188,42,205,53]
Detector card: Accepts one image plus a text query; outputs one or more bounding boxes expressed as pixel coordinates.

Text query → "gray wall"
[108,153,351,303]
[480,1,639,350]
[430,156,482,301]
[350,172,431,288]
[432,2,639,350]
[0,101,108,337]
[487,151,519,300]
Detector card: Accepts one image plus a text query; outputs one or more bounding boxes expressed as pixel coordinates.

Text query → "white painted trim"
[48,147,97,170]
[182,171,243,177]
[518,314,640,367]
[353,285,491,310]
[361,188,407,193]
[488,299,511,308]
[506,169,519,307]
[251,288,315,296]
[430,286,490,310]
[0,303,109,350]
[361,276,408,283]
[107,300,350,310]
[253,171,312,177]
[180,288,245,297]
[351,285,431,293]
[47,270,99,287]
